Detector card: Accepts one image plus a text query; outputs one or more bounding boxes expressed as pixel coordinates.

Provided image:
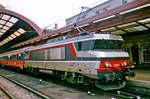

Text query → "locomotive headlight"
[123,62,127,66]
[121,62,127,66]
[105,62,111,68]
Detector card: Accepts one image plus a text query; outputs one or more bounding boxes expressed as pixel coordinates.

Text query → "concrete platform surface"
[130,69,150,81]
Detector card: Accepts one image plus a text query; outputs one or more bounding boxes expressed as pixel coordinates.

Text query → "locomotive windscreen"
[94,40,122,50]
[77,40,122,51]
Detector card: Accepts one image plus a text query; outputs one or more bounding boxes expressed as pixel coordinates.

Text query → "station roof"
[3,0,150,51]
[0,5,42,53]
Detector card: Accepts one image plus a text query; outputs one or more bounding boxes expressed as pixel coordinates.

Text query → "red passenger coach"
[0,60,24,69]
[0,48,25,69]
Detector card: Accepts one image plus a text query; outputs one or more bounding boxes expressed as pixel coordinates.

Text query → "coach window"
[17,54,22,60]
[2,56,8,59]
[10,55,17,60]
[8,56,10,59]
[24,51,28,60]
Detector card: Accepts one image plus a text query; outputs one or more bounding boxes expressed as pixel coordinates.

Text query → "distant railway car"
[0,48,25,69]
[0,32,135,90]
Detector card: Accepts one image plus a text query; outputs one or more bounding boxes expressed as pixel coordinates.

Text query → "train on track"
[0,32,135,90]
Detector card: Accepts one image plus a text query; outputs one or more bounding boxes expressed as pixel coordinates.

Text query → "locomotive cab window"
[94,40,122,50]
[76,40,122,51]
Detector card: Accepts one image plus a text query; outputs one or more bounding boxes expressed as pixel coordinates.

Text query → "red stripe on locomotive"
[67,43,77,58]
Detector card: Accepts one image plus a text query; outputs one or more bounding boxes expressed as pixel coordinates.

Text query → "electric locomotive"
[0,32,135,90]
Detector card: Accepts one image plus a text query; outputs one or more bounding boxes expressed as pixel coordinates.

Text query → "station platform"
[125,69,150,95]
[130,69,150,81]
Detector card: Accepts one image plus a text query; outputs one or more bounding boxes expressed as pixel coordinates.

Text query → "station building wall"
[122,31,150,69]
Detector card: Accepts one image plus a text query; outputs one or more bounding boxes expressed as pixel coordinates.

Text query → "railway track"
[0,74,52,99]
[0,83,14,99]
[89,82,150,99]
[0,68,149,99]
[112,90,142,99]
[87,88,144,99]
[125,80,150,96]
[0,68,121,99]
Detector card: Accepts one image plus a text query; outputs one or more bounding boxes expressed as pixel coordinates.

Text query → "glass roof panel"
[1,41,5,45]
[0,20,6,24]
[9,17,18,23]
[2,15,10,20]
[1,29,6,33]
[4,39,9,42]
[146,23,150,28]
[125,27,139,32]
[111,30,126,35]
[101,27,116,32]
[6,22,14,27]
[117,22,137,28]
[3,26,9,30]
[138,18,150,24]
[0,32,3,35]
[0,25,3,28]
[18,28,26,34]
[10,34,16,38]
[2,41,7,45]
[3,40,8,43]
[134,26,148,31]
[8,36,13,40]
[14,31,21,36]
[5,38,10,42]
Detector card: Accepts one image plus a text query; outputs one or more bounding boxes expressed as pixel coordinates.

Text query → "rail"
[0,74,54,99]
[0,83,15,99]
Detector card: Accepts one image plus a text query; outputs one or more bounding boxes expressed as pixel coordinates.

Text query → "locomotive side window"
[81,40,94,50]
[78,42,82,51]
[76,40,94,51]
[49,47,65,60]
[30,50,45,60]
